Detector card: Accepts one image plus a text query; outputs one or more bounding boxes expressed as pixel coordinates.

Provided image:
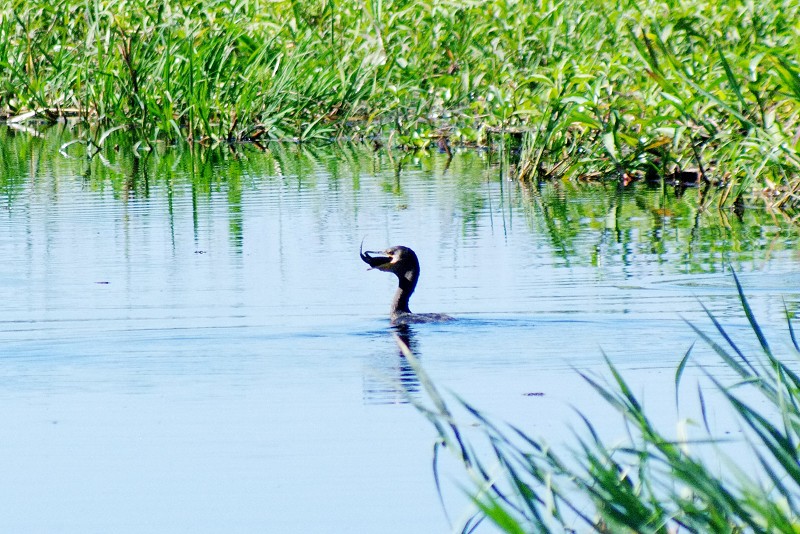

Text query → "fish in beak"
[360,241,395,271]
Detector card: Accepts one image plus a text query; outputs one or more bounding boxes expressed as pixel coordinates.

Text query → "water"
[1,127,800,532]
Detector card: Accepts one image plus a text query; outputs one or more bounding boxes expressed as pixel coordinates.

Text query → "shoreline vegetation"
[1,0,799,208]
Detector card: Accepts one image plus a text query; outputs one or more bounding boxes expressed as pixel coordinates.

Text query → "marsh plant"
[404,272,800,533]
[1,0,800,207]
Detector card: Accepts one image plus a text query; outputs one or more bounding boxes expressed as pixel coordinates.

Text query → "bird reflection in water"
[362,324,421,405]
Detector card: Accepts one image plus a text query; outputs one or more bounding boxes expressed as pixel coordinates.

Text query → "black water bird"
[360,243,454,325]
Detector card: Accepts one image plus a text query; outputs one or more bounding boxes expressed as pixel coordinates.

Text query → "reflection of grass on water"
[518,177,799,274]
[1,0,799,208]
[404,271,800,532]
[1,127,798,271]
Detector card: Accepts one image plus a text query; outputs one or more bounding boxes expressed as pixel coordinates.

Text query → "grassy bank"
[1,0,799,206]
[406,273,800,532]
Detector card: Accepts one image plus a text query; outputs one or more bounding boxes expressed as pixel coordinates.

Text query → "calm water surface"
[1,127,800,532]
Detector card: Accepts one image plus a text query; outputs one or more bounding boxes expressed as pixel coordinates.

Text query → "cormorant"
[360,243,454,325]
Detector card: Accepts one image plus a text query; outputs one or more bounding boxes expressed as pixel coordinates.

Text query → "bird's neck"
[391,268,418,315]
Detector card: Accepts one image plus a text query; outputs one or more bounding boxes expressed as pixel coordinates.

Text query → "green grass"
[403,271,800,533]
[1,0,800,207]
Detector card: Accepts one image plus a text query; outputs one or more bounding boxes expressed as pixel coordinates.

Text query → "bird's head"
[360,244,420,282]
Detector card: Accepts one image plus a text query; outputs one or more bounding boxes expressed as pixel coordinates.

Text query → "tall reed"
[404,271,800,532]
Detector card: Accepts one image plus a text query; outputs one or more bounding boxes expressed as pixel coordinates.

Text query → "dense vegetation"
[1,0,799,205]
[408,274,800,533]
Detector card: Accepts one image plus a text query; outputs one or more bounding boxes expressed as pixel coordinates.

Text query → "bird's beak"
[360,242,393,270]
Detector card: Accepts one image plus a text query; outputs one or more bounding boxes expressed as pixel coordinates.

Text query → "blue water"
[1,135,799,532]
